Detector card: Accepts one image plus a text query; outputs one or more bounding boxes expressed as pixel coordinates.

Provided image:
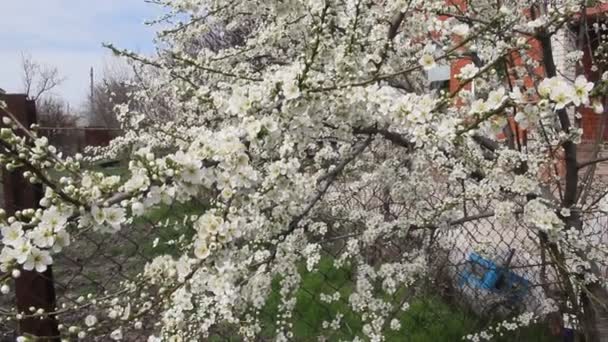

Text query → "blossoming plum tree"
[1,0,608,340]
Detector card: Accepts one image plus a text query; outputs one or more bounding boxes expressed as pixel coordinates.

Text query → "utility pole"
[90,67,94,109]
[90,67,96,126]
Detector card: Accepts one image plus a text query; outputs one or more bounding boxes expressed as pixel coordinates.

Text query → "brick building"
[431,2,608,175]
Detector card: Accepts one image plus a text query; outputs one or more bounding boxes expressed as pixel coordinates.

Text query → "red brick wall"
[84,128,112,147]
[579,10,608,141]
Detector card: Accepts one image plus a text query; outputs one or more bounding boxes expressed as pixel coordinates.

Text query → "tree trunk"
[580,266,608,342]
[537,27,608,341]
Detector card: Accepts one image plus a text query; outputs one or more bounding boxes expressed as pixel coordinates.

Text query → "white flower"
[193,239,210,259]
[551,85,574,110]
[195,213,222,237]
[34,136,48,148]
[173,151,204,184]
[81,175,93,188]
[451,23,470,36]
[514,112,528,128]
[181,163,204,184]
[593,100,604,114]
[419,54,436,71]
[101,175,121,188]
[277,63,302,100]
[510,87,525,103]
[282,79,301,100]
[0,247,15,272]
[123,169,149,193]
[121,303,131,320]
[245,118,262,140]
[53,230,70,253]
[544,78,574,109]
[85,314,98,327]
[30,225,55,248]
[572,75,594,106]
[110,328,123,340]
[39,206,68,232]
[131,202,145,216]
[524,199,564,232]
[458,63,478,79]
[91,206,106,225]
[1,222,23,246]
[23,247,52,273]
[226,87,251,115]
[527,18,545,29]
[144,186,162,207]
[482,115,507,136]
[470,99,488,114]
[390,318,401,331]
[514,104,539,129]
[103,207,126,229]
[13,238,32,264]
[599,196,608,212]
[538,77,559,98]
[487,87,506,109]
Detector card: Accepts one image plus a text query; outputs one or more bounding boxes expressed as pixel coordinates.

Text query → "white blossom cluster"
[1,0,608,340]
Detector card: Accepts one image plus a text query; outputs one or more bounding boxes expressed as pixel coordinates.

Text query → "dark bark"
[539,29,608,342]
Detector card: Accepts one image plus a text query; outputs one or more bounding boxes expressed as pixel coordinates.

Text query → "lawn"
[254,257,477,341]
[209,257,557,341]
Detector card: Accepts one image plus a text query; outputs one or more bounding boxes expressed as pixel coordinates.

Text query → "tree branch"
[538,30,579,209]
[279,136,372,238]
[354,126,412,149]
[578,156,608,170]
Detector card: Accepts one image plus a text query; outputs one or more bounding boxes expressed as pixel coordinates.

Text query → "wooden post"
[1,94,60,341]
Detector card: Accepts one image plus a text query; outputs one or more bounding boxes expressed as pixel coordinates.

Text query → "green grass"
[248,257,557,342]
[254,258,475,341]
[128,200,204,258]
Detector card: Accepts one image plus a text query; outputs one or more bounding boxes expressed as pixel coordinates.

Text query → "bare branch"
[578,156,608,170]
[20,52,65,102]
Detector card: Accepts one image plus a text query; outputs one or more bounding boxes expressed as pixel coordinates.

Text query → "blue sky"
[0,0,162,106]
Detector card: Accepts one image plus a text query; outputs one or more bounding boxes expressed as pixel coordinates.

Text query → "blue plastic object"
[458,252,530,302]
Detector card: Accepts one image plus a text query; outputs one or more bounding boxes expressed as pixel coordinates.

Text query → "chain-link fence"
[0,179,580,341]
[2,150,600,341]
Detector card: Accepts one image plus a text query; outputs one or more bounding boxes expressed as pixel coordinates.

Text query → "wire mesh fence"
[1,162,597,341]
[7,204,585,340]
[1,149,600,341]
